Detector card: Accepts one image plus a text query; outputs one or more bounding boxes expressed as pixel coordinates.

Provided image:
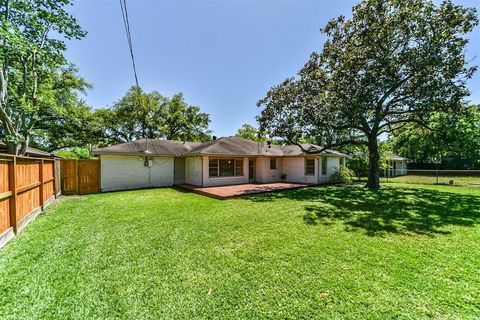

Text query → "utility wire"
[119,0,139,87]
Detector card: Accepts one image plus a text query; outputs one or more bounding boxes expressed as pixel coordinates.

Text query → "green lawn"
[0,184,479,319]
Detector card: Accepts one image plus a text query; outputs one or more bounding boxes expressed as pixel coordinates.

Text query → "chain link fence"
[378,169,480,187]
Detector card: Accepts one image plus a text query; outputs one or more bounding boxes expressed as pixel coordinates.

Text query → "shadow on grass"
[246,185,480,236]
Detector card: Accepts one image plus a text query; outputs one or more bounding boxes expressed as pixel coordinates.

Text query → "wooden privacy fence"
[61,159,100,195]
[0,154,61,248]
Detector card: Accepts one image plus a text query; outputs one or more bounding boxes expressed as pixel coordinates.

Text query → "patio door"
[248,159,255,182]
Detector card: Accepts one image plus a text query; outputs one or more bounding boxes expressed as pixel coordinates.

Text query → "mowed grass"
[0,184,479,319]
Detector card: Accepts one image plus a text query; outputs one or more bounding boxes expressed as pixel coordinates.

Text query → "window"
[219,159,234,177]
[305,158,315,176]
[209,159,218,177]
[321,157,327,176]
[235,159,243,176]
[270,158,277,170]
[209,158,243,177]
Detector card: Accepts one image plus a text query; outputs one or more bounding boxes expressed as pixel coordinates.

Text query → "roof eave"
[92,151,181,157]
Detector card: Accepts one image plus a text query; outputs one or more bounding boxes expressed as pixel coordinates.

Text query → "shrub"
[330,165,355,184]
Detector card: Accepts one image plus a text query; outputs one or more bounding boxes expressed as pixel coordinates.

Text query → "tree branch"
[287,137,367,155]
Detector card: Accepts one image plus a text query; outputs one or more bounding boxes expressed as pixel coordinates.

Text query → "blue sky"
[66,0,480,137]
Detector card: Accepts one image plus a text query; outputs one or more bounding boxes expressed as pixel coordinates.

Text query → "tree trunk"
[366,136,380,189]
[19,134,30,155]
[6,141,18,155]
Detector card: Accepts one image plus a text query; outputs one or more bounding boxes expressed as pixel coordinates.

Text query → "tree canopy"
[97,86,212,144]
[257,0,478,188]
[235,123,267,142]
[0,0,86,154]
[387,105,480,169]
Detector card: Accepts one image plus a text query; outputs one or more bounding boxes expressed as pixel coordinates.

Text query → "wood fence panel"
[0,159,10,234]
[61,159,99,195]
[61,160,77,194]
[15,160,41,223]
[0,154,58,246]
[78,160,99,194]
[43,161,55,203]
[16,160,40,189]
[16,188,40,223]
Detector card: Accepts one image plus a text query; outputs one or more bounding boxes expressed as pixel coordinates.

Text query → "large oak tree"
[98,86,212,143]
[0,0,86,154]
[257,0,478,189]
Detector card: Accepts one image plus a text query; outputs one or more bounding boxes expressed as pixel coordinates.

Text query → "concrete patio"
[177,182,311,199]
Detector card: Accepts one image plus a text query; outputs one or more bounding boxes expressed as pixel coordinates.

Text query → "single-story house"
[384,153,409,177]
[91,136,350,192]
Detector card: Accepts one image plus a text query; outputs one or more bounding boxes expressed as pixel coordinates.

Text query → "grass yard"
[0,184,479,319]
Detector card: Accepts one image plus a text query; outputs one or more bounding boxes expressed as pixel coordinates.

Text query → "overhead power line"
[119,0,139,87]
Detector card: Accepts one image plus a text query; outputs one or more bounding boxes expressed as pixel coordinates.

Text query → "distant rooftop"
[0,142,52,158]
[385,153,409,161]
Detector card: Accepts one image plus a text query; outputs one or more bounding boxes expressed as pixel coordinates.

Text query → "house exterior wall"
[174,157,186,185]
[255,157,283,183]
[202,156,249,187]
[388,160,408,176]
[185,157,203,186]
[318,156,341,184]
[99,153,349,191]
[100,155,174,192]
[282,157,319,184]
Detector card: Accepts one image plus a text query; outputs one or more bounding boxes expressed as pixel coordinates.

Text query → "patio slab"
[177,182,311,199]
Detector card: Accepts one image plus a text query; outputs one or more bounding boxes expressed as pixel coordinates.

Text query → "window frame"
[305,158,315,176]
[270,158,277,170]
[321,157,327,176]
[209,158,244,178]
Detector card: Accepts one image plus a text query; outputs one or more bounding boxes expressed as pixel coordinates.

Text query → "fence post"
[39,159,44,209]
[8,156,18,234]
[436,169,439,184]
[54,160,61,197]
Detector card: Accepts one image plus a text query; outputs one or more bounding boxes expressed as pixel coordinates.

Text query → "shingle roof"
[91,139,201,156]
[92,137,350,158]
[386,153,409,161]
[185,136,284,156]
[0,142,52,157]
[353,152,409,161]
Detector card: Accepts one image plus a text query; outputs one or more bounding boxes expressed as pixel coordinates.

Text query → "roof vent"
[212,136,217,140]
[267,141,272,148]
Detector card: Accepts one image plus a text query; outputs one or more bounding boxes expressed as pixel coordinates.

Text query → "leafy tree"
[0,0,86,154]
[388,105,480,168]
[98,87,212,143]
[235,123,267,141]
[26,65,99,152]
[257,0,478,189]
[55,147,91,159]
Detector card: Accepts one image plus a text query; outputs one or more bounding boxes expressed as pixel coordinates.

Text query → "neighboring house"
[0,142,52,158]
[92,136,350,192]
[384,153,409,177]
